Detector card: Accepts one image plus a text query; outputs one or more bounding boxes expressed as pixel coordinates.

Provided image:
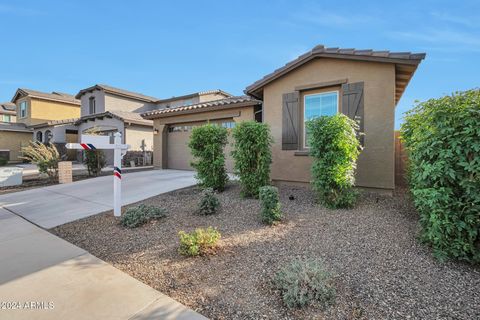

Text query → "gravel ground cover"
[51,183,480,320]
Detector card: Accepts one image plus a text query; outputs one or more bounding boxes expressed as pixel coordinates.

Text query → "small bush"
[84,149,106,177]
[401,89,480,263]
[178,227,221,256]
[0,157,7,166]
[188,124,229,191]
[120,204,167,228]
[198,188,220,215]
[259,186,282,225]
[231,121,273,198]
[21,142,60,181]
[274,258,335,309]
[306,114,361,209]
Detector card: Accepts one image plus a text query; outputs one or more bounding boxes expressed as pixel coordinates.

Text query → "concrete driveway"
[0,169,197,228]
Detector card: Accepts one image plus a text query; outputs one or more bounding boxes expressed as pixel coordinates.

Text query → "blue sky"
[0,0,478,128]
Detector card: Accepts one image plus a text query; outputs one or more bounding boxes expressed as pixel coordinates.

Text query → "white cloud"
[389,28,480,51]
[430,11,477,28]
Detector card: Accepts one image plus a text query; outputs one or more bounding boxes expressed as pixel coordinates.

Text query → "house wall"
[0,130,33,162]
[80,90,106,116]
[156,96,200,109]
[0,114,16,122]
[125,125,153,151]
[262,58,396,190]
[104,93,157,113]
[16,97,80,126]
[33,124,77,143]
[152,106,255,168]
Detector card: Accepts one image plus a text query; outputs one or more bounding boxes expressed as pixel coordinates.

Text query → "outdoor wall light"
[153,128,159,135]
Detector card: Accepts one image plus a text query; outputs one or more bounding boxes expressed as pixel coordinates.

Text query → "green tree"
[401,89,480,263]
[188,123,229,191]
[307,114,361,208]
[231,121,273,198]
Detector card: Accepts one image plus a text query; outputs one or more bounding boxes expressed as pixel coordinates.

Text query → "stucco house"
[143,45,425,193]
[0,89,81,162]
[0,102,16,123]
[72,84,232,165]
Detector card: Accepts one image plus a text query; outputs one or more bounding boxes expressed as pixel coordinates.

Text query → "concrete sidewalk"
[0,169,197,228]
[0,208,206,320]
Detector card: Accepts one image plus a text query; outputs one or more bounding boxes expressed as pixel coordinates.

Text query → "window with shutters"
[303,91,339,147]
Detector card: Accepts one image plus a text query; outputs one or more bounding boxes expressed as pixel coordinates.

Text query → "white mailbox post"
[66,132,129,217]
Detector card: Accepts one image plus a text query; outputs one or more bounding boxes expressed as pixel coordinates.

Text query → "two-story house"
[0,102,16,123]
[0,89,81,163]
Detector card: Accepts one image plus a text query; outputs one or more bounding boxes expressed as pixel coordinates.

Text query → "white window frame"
[3,115,11,122]
[19,101,27,118]
[303,90,339,148]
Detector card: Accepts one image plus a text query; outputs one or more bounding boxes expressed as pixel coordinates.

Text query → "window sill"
[294,150,310,156]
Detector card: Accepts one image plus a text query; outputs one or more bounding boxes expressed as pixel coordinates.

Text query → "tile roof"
[30,118,79,128]
[75,84,161,102]
[0,102,16,115]
[76,110,153,126]
[245,44,426,101]
[156,89,232,104]
[11,88,81,105]
[142,95,261,119]
[0,122,32,133]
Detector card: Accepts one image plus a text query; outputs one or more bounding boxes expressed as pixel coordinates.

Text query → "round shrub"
[188,124,229,191]
[259,185,282,225]
[401,89,480,263]
[120,204,167,228]
[274,258,335,309]
[306,114,361,209]
[178,227,221,256]
[198,188,220,215]
[231,121,273,198]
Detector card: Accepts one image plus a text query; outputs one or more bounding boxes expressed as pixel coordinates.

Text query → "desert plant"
[401,89,480,263]
[21,141,60,181]
[198,188,220,215]
[178,227,221,256]
[274,258,335,309]
[188,124,229,191]
[120,204,167,228]
[231,121,273,198]
[84,149,106,176]
[259,186,282,224]
[306,114,361,209]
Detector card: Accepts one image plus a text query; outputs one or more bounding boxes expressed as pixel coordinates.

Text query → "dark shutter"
[282,92,299,150]
[341,82,364,146]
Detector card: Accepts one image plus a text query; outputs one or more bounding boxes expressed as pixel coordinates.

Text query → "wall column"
[153,123,168,168]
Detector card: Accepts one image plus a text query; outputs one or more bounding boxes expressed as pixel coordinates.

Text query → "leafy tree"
[189,124,229,191]
[231,121,273,198]
[401,89,480,263]
[84,150,106,177]
[307,114,361,208]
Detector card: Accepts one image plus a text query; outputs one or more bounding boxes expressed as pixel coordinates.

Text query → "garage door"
[167,122,235,172]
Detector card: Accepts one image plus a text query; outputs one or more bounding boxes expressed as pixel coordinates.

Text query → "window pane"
[304,91,338,147]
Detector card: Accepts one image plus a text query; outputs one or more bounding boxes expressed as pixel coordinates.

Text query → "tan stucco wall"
[104,93,157,114]
[152,106,254,169]
[0,131,33,162]
[16,97,80,126]
[125,125,153,151]
[262,58,396,190]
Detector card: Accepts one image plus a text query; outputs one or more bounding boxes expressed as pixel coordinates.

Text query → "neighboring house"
[74,84,232,165]
[0,89,81,162]
[0,102,16,123]
[144,45,425,193]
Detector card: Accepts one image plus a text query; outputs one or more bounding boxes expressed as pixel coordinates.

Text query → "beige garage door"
[167,122,235,172]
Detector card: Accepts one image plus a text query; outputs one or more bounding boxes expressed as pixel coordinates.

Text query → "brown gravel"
[50,183,480,320]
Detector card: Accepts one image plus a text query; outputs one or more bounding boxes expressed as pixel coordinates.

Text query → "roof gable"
[11,88,80,105]
[245,44,426,104]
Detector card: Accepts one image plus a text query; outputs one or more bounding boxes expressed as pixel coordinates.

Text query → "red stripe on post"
[80,143,90,150]
[114,172,122,179]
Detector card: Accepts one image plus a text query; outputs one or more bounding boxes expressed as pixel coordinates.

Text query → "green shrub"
[21,142,60,181]
[306,114,361,209]
[178,227,221,256]
[188,124,229,191]
[120,204,167,228]
[198,188,220,215]
[401,89,480,263]
[259,186,282,224]
[0,157,7,166]
[231,121,273,198]
[274,258,335,309]
[84,150,106,177]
